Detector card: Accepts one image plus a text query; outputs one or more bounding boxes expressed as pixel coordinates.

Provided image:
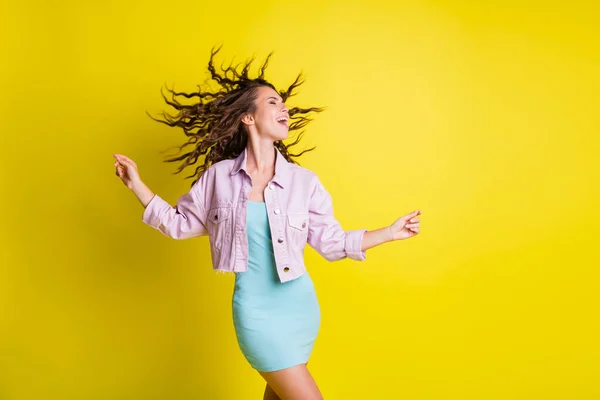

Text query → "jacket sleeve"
[141,172,209,240]
[307,176,367,262]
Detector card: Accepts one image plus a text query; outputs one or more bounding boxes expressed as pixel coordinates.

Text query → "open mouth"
[276,117,289,127]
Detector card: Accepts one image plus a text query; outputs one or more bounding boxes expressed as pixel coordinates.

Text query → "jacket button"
[283,267,290,272]
[214,215,218,220]
[277,238,283,243]
[302,222,306,228]
[274,209,280,215]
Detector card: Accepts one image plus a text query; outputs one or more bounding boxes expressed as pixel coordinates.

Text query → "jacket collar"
[230,145,290,189]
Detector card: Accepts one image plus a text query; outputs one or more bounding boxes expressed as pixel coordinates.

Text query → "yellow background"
[1,0,599,398]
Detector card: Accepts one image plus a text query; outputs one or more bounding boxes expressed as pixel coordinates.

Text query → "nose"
[281,104,289,114]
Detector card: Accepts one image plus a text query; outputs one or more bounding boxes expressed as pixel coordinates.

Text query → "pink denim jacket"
[142,146,368,283]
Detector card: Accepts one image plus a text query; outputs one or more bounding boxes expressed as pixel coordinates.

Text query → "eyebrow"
[267,96,283,102]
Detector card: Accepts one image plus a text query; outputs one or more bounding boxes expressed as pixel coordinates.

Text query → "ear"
[241,113,254,126]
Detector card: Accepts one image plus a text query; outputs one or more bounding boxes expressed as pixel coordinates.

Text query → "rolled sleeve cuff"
[345,229,368,261]
[141,194,169,228]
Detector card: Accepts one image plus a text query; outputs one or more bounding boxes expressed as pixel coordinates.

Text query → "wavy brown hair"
[147,46,324,187]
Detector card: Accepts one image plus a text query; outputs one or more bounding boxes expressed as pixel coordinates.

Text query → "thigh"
[263,383,281,400]
[259,363,323,400]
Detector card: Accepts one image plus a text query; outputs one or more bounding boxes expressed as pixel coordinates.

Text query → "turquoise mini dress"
[232,200,321,372]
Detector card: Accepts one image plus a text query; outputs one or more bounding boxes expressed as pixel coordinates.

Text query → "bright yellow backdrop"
[1,0,598,399]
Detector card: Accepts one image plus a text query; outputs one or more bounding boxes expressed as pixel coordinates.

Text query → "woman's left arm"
[361,210,422,252]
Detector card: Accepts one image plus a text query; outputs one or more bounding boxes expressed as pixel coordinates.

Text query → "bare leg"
[263,383,281,400]
[259,362,323,400]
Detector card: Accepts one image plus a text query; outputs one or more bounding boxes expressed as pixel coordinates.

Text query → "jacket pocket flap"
[208,207,231,224]
[287,214,308,230]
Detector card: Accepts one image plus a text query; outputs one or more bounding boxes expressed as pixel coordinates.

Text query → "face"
[242,86,289,141]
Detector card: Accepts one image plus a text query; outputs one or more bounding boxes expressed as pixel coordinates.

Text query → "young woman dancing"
[113,46,422,400]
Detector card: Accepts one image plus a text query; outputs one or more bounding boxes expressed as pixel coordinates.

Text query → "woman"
[113,46,422,400]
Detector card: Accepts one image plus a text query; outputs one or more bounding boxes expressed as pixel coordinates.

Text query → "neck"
[246,141,276,175]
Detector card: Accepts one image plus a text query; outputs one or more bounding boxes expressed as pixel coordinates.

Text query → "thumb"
[405,209,420,220]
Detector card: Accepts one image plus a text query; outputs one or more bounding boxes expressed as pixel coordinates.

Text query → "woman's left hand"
[389,210,422,241]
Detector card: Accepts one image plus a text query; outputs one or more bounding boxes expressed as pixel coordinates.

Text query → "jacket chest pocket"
[286,213,309,246]
[208,206,232,250]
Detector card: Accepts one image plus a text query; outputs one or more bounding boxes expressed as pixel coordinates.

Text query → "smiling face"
[242,85,290,141]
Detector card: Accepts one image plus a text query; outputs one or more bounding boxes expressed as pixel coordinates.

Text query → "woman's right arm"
[113,153,209,239]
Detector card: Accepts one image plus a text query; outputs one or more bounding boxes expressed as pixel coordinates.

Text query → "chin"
[273,130,289,141]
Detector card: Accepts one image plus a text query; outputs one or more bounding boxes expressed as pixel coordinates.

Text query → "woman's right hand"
[113,154,142,190]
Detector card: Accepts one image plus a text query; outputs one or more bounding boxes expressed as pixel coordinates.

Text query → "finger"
[115,164,128,174]
[117,154,137,167]
[117,158,135,169]
[406,223,419,228]
[405,210,420,220]
[409,217,420,223]
[114,154,129,165]
[409,228,419,234]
